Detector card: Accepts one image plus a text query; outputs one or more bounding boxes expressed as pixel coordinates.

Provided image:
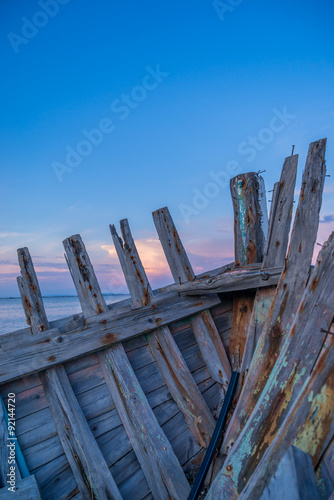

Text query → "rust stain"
[48,355,56,362]
[101,332,117,344]
[100,319,107,325]
[298,242,302,253]
[310,277,319,292]
[96,304,104,314]
[173,229,182,255]
[275,241,280,248]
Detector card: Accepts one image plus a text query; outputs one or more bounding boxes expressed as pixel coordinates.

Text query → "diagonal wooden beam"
[238,333,334,500]
[110,220,215,448]
[178,266,283,295]
[17,247,122,500]
[0,289,220,386]
[152,206,231,389]
[206,229,333,499]
[63,234,190,500]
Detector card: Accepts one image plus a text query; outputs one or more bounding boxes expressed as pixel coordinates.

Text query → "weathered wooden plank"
[0,475,41,499]
[0,288,220,386]
[220,138,327,459]
[237,333,334,500]
[110,220,215,448]
[64,233,190,499]
[228,292,254,372]
[153,207,231,388]
[206,228,334,499]
[230,172,268,267]
[17,247,122,500]
[257,446,320,500]
[0,396,16,488]
[178,265,282,295]
[236,154,298,393]
[263,154,298,268]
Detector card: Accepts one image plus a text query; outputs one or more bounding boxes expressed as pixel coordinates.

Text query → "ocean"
[0,295,130,335]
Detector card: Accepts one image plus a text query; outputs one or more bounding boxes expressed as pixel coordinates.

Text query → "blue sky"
[1,0,334,297]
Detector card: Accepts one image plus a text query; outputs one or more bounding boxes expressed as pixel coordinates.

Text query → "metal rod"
[187,371,240,500]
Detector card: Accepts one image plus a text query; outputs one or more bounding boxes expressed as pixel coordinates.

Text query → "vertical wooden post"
[63,234,190,500]
[236,154,298,393]
[110,221,215,448]
[152,207,231,390]
[228,172,268,371]
[230,172,268,267]
[17,247,122,500]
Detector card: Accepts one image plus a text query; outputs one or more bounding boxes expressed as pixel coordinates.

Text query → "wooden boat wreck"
[0,138,333,499]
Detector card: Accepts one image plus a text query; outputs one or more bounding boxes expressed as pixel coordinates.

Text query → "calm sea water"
[0,295,129,335]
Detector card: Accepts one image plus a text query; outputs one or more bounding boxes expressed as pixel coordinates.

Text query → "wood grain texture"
[230,172,268,267]
[153,207,231,387]
[257,446,320,500]
[110,220,215,448]
[220,139,327,460]
[0,289,220,386]
[17,247,122,500]
[236,154,298,395]
[263,154,298,269]
[64,233,190,499]
[206,229,334,500]
[0,475,41,499]
[228,293,255,372]
[178,266,282,295]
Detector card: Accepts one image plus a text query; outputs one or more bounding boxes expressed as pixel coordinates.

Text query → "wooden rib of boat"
[0,138,333,500]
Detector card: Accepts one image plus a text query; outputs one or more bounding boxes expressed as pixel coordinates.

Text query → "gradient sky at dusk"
[1,0,334,297]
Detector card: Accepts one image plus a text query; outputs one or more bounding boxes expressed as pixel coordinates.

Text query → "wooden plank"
[257,446,320,500]
[236,154,298,393]
[263,154,298,268]
[17,247,122,500]
[237,334,334,500]
[110,221,215,447]
[178,266,283,295]
[230,172,268,267]
[220,138,327,460]
[0,288,220,386]
[228,292,254,371]
[64,233,190,499]
[206,228,334,499]
[228,172,268,379]
[0,475,41,499]
[316,436,334,499]
[153,207,231,388]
